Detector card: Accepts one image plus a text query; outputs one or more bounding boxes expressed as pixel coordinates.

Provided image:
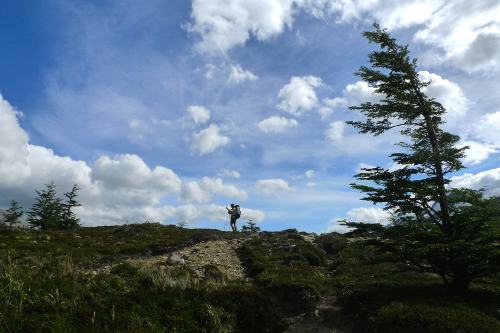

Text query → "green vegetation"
[1,223,499,332]
[330,230,500,332]
[239,230,333,315]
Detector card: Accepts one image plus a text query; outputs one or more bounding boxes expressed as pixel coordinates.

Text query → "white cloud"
[256,178,294,196]
[187,105,211,125]
[217,169,241,179]
[418,71,468,124]
[451,168,500,197]
[180,181,212,203]
[327,219,351,233]
[460,140,497,166]
[343,81,381,105]
[346,207,392,225]
[0,95,30,187]
[278,76,323,115]
[471,111,500,149]
[325,121,345,143]
[191,124,230,155]
[188,0,296,53]
[228,64,258,83]
[323,81,381,116]
[305,169,315,179]
[92,154,181,192]
[257,116,298,133]
[320,97,347,118]
[181,177,247,203]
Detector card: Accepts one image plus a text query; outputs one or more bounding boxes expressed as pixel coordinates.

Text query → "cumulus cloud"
[188,0,297,53]
[325,121,345,143]
[0,94,257,226]
[418,71,468,124]
[187,105,211,125]
[228,64,258,83]
[320,97,348,118]
[277,76,323,115]
[181,177,247,203]
[451,168,500,197]
[256,178,294,196]
[323,81,381,116]
[327,206,392,233]
[257,116,298,133]
[459,140,497,166]
[0,96,30,186]
[305,169,315,179]
[191,124,230,155]
[92,154,181,192]
[346,207,392,224]
[471,111,500,149]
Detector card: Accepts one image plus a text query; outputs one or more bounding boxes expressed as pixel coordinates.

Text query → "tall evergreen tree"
[348,24,500,291]
[62,184,81,229]
[27,182,64,230]
[3,200,23,229]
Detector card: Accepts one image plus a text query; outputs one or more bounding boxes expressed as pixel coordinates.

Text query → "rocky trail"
[128,238,247,280]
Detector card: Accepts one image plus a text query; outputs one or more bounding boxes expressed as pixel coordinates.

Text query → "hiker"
[226,203,241,232]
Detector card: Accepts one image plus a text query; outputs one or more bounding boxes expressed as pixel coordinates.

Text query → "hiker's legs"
[230,218,237,232]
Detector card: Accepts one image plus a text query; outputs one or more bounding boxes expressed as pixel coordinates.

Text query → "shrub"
[375,301,500,333]
[316,233,347,255]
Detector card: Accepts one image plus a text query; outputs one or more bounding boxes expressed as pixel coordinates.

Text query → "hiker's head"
[230,203,235,208]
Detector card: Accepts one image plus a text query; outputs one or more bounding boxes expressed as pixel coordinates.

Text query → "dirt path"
[122,238,246,280]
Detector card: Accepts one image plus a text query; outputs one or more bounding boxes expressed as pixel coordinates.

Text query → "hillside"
[1,224,499,332]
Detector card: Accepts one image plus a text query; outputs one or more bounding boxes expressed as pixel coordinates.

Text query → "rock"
[167,253,185,265]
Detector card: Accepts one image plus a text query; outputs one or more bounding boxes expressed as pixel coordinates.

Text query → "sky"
[1,0,499,233]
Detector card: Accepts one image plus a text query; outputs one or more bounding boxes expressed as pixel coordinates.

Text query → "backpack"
[235,205,241,219]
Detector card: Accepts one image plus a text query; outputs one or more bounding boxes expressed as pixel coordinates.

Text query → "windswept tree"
[348,24,500,292]
[3,200,23,229]
[62,184,81,229]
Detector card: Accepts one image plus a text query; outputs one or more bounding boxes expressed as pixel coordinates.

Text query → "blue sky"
[1,0,499,232]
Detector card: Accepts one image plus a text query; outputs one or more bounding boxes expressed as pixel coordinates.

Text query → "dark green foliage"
[26,182,81,230]
[316,232,347,255]
[331,237,500,333]
[347,24,500,292]
[2,200,23,229]
[61,184,81,229]
[375,301,500,333]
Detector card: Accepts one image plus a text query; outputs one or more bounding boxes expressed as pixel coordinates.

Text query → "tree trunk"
[412,80,452,234]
